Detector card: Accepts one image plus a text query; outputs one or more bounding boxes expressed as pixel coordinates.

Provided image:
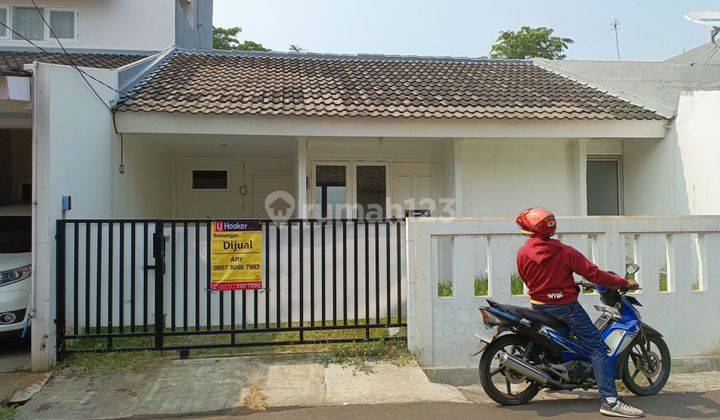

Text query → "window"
[0,8,8,38]
[12,6,44,41]
[49,10,74,39]
[312,162,389,218]
[587,157,623,216]
[6,7,77,42]
[192,170,228,190]
[315,165,348,218]
[356,165,387,218]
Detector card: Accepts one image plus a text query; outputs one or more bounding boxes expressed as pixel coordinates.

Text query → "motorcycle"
[476,264,671,406]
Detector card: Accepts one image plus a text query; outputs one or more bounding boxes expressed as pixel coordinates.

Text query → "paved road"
[133,390,720,419]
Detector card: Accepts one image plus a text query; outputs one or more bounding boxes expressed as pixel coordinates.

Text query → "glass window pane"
[315,165,347,218]
[12,7,44,41]
[0,9,7,37]
[587,160,620,216]
[50,10,74,39]
[356,165,386,218]
[192,170,227,190]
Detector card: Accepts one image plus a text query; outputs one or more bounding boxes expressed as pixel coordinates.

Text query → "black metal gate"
[55,218,406,354]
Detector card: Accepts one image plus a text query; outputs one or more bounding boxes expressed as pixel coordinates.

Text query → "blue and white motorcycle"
[476,264,671,405]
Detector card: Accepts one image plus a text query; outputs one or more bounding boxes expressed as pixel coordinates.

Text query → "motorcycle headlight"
[0,265,31,287]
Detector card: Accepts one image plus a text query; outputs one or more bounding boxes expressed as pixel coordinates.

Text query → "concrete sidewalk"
[15,355,467,419]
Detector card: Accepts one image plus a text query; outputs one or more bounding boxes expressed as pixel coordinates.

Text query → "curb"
[424,356,720,387]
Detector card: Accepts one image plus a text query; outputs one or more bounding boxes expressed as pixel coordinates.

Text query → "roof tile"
[117,50,665,121]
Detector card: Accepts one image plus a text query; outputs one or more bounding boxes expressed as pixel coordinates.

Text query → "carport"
[0,74,32,371]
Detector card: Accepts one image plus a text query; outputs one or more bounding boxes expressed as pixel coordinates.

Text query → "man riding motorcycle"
[516,207,644,418]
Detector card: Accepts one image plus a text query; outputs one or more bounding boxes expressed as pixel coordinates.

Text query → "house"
[0,0,212,370]
[5,1,719,369]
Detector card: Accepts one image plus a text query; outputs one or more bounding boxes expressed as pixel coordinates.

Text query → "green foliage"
[313,334,414,374]
[0,407,15,420]
[659,265,668,292]
[511,273,525,295]
[490,26,573,60]
[58,351,165,374]
[213,26,270,51]
[474,274,489,296]
[438,281,453,297]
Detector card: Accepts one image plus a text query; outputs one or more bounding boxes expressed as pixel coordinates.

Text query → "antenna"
[289,44,305,53]
[685,11,720,65]
[611,18,621,61]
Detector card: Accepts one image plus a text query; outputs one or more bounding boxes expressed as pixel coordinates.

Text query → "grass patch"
[511,273,525,295]
[313,332,414,374]
[57,350,167,374]
[438,281,453,297]
[474,274,489,296]
[0,406,15,420]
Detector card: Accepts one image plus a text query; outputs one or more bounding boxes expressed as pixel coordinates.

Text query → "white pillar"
[296,137,308,217]
[576,138,589,215]
[452,139,464,217]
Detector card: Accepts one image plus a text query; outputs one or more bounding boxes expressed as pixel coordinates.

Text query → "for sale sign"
[210,221,263,290]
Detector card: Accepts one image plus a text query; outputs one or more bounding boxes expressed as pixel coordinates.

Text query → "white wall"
[407,216,720,369]
[1,0,175,52]
[111,135,174,219]
[457,139,578,216]
[624,91,720,217]
[32,63,119,369]
[674,91,720,215]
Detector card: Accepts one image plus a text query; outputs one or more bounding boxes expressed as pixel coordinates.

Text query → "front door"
[390,162,439,218]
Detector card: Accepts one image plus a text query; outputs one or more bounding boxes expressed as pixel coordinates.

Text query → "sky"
[213,0,720,61]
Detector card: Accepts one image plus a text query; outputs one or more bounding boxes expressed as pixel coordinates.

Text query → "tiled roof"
[0,50,147,75]
[117,50,665,120]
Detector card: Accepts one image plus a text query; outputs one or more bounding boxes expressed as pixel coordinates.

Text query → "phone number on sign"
[213,264,261,271]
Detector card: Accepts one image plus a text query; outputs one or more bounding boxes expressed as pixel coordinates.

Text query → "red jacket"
[517,236,628,305]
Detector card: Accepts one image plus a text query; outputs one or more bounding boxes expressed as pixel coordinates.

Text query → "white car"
[0,205,31,336]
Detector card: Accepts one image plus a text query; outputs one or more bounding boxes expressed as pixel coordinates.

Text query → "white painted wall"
[457,139,578,216]
[111,135,174,219]
[407,217,720,370]
[624,91,720,216]
[32,63,119,369]
[174,156,293,219]
[1,0,176,52]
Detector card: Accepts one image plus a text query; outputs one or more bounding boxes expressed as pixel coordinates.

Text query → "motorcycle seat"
[493,303,567,329]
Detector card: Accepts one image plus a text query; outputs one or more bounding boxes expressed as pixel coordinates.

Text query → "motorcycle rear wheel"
[621,333,671,396]
[479,334,541,406]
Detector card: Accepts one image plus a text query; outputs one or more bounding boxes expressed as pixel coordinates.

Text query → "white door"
[251,173,293,218]
[390,162,439,218]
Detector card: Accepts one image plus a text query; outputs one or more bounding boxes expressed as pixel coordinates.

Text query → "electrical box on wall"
[62,195,72,212]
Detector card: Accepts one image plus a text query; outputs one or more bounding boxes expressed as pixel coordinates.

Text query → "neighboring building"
[0,0,212,53]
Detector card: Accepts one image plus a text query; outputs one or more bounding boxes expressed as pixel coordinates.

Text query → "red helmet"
[516,208,556,238]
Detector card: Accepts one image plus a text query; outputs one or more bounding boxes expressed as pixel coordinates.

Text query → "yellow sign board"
[210,221,263,291]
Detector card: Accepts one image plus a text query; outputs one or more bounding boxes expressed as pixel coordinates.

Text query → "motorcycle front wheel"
[621,333,671,396]
[479,334,541,405]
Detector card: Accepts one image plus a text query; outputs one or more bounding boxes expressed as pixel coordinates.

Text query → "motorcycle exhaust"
[498,352,553,385]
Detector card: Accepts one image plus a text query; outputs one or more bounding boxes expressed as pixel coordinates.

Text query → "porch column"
[575,138,589,215]
[453,139,464,216]
[296,137,308,217]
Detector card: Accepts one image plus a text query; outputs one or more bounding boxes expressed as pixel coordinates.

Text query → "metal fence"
[56,218,406,354]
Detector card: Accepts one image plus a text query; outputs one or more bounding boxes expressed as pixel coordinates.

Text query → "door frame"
[587,155,624,216]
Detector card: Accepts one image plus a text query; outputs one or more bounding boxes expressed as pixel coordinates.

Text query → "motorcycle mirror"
[626,263,640,275]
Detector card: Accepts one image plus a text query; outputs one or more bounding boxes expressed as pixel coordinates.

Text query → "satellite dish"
[686,11,720,48]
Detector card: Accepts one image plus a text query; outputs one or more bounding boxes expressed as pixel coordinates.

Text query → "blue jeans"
[532,301,618,400]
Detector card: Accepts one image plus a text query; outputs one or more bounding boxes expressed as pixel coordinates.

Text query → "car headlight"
[0,265,31,287]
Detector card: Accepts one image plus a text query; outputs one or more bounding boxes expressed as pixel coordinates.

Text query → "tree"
[490,26,573,60]
[212,26,270,51]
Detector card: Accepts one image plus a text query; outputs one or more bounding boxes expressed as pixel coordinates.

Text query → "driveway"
[0,333,30,403]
